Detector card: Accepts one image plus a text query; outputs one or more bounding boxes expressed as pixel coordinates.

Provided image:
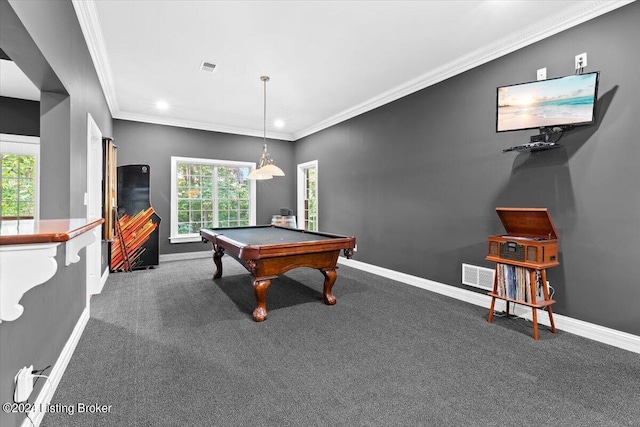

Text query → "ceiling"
[0,59,40,101]
[1,1,631,141]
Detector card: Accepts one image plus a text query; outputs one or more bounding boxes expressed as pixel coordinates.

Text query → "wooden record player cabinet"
[486,207,559,340]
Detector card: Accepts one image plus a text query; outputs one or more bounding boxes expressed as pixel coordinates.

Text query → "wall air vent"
[200,61,217,73]
[462,263,495,291]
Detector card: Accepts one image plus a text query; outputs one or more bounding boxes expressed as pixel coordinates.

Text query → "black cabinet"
[110,164,161,271]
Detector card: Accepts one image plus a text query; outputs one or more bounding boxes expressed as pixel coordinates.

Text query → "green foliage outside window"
[1,154,36,219]
[176,162,250,234]
[305,167,318,231]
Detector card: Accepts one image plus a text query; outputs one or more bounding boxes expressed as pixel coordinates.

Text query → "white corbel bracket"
[65,227,97,266]
[0,243,60,323]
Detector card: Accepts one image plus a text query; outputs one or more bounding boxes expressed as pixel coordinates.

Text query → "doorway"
[86,113,104,297]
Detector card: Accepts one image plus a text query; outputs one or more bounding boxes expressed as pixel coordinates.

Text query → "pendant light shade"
[246,144,285,179]
[260,163,285,177]
[248,76,284,180]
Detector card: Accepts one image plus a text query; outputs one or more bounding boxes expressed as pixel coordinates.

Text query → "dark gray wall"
[295,2,640,336]
[0,1,112,426]
[113,120,295,255]
[0,97,39,136]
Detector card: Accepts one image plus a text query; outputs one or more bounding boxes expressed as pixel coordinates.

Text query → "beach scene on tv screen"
[497,74,597,131]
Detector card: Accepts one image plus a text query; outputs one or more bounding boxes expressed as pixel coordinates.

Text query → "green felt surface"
[212,227,337,246]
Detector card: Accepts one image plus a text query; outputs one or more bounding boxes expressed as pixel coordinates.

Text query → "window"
[1,134,40,220]
[170,156,256,243]
[297,160,318,231]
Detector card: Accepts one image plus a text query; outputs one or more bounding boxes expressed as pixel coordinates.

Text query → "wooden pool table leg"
[252,278,271,322]
[321,269,337,305]
[212,247,224,279]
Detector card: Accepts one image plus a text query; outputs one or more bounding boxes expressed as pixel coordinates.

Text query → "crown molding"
[73,0,293,141]
[292,0,635,141]
[73,0,633,142]
[114,111,294,141]
[72,0,119,116]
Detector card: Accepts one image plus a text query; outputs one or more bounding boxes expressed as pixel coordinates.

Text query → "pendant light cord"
[261,75,269,145]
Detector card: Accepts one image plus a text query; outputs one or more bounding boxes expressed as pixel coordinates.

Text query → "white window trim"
[170,156,257,243]
[297,159,318,231]
[0,133,40,221]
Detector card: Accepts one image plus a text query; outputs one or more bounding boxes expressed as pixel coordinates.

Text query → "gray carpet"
[40,257,640,426]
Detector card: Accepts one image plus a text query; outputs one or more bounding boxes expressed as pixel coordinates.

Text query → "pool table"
[200,225,356,322]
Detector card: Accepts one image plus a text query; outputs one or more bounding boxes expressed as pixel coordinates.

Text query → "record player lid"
[495,207,558,240]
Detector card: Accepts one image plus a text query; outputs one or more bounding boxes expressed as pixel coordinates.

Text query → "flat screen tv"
[496,72,599,133]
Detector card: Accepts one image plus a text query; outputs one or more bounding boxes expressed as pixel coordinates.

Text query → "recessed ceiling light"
[274,119,285,128]
[155,100,169,110]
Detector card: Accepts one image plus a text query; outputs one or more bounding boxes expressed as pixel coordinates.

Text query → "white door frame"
[86,114,105,299]
[296,160,318,231]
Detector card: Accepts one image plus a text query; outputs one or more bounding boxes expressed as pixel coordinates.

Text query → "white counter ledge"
[0,218,104,323]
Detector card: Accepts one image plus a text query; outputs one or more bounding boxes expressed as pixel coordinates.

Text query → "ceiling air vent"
[200,61,217,73]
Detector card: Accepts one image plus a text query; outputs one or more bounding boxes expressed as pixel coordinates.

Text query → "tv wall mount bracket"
[503,126,571,153]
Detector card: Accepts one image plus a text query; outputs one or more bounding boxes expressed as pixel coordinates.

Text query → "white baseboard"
[338,257,640,354]
[22,307,90,427]
[95,266,109,293]
[159,250,211,263]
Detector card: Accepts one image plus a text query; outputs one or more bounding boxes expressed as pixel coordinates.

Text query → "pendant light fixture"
[247,76,285,180]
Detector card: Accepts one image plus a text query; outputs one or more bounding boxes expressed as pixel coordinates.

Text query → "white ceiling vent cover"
[462,263,495,291]
[200,61,217,73]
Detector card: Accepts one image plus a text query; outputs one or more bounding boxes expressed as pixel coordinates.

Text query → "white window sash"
[297,160,318,231]
[1,134,40,221]
[169,156,256,243]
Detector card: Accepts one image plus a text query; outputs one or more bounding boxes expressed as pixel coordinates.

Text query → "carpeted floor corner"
[40,257,640,426]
